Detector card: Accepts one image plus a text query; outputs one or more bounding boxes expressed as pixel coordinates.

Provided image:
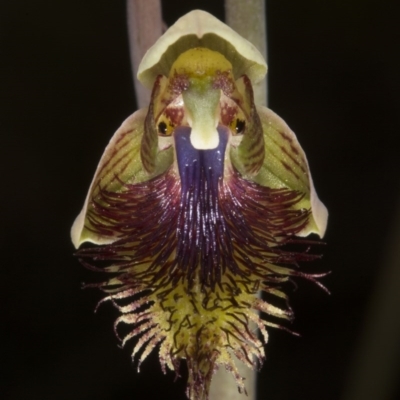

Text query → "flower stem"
[224,0,267,106]
[209,2,267,400]
[126,0,163,109]
[125,2,267,399]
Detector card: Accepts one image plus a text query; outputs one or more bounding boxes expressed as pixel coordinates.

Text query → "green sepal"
[252,106,328,237]
[71,109,173,248]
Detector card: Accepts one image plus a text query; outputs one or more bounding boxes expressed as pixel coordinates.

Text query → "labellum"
[71,10,328,400]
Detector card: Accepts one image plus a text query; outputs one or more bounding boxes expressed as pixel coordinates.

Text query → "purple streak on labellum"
[174,126,232,289]
[77,127,317,293]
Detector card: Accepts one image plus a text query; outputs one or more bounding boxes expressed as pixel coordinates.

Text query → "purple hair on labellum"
[174,125,231,289]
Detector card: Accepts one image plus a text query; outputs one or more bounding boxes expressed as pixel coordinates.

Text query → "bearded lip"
[71,10,328,400]
[77,124,315,293]
[174,125,231,288]
[75,124,319,400]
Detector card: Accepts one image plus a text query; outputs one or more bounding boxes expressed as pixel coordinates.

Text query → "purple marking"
[174,126,230,288]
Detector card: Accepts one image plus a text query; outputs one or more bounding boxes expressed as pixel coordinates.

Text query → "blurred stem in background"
[342,192,400,400]
[127,0,162,109]
[126,1,267,399]
[224,0,267,107]
[209,4,266,400]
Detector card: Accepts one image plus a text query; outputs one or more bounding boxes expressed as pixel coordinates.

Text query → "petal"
[137,10,267,89]
[71,108,173,248]
[253,106,328,237]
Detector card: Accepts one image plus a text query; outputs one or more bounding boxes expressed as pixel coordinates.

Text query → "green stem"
[209,2,267,400]
[126,0,163,108]
[126,2,267,398]
[225,0,267,106]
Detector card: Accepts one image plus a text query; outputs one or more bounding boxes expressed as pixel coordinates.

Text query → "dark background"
[2,1,400,399]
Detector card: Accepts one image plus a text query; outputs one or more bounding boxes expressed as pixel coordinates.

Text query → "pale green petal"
[255,106,328,238]
[71,108,172,248]
[137,10,267,89]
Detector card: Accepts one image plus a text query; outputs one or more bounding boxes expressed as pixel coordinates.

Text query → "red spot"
[213,71,235,95]
[169,73,189,94]
[220,104,237,126]
[165,106,184,126]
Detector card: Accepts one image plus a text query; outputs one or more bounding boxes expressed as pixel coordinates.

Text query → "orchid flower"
[71,10,328,400]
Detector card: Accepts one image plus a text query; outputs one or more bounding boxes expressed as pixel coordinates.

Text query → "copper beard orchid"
[71,10,328,400]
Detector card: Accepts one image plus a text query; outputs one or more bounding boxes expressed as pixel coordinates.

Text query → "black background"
[2,1,400,399]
